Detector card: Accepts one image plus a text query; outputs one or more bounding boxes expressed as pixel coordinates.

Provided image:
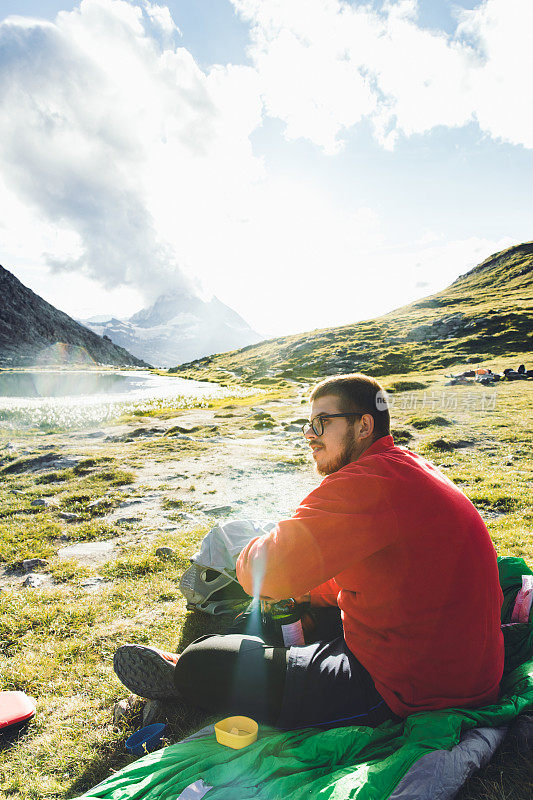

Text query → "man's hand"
[259,593,310,611]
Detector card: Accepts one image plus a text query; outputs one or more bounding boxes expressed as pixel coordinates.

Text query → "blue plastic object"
[125,723,167,756]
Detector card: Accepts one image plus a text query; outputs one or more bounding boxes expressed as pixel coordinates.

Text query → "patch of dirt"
[1,398,319,584]
[57,540,118,566]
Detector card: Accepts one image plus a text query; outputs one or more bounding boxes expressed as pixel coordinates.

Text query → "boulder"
[22,558,47,573]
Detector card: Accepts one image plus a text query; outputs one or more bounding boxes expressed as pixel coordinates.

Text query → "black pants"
[173,608,398,729]
[174,633,288,725]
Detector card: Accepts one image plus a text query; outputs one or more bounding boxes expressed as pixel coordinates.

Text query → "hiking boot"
[113,644,181,700]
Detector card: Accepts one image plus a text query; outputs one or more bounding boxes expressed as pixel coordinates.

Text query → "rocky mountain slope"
[0,265,150,368]
[171,242,532,383]
[81,290,262,367]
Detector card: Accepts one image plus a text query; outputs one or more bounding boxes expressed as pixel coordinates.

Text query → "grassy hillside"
[170,242,532,385]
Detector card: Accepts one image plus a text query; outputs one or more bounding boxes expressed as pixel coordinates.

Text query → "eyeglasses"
[301,412,364,437]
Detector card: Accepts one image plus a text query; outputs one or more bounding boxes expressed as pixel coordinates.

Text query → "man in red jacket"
[114,374,504,729]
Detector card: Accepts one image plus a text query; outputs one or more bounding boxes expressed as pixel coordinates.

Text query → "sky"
[0,0,531,337]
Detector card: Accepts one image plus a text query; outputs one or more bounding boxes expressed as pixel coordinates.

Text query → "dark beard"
[316,429,358,476]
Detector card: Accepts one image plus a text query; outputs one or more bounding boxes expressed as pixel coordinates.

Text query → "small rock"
[2,452,79,475]
[87,499,112,513]
[23,574,44,588]
[114,516,141,525]
[80,577,104,587]
[169,513,194,523]
[113,699,131,726]
[115,696,145,724]
[58,541,115,563]
[155,547,175,560]
[22,558,47,573]
[203,505,233,516]
[59,512,82,522]
[117,499,142,509]
[30,498,49,507]
[143,699,164,726]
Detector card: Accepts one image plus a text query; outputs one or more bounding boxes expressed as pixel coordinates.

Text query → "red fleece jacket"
[236,435,504,718]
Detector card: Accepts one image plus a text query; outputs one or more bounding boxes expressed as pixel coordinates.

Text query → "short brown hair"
[309,373,390,440]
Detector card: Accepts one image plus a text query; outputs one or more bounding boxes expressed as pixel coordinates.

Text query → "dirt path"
[108,402,318,538]
[0,393,319,586]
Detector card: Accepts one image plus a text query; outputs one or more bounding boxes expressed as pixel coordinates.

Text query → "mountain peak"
[128,289,203,328]
[81,289,263,367]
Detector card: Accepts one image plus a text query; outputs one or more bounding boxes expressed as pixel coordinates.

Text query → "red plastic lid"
[0,692,36,729]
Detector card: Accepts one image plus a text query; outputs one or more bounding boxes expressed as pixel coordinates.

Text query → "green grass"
[408,414,452,429]
[0,516,61,564]
[46,559,93,585]
[390,427,413,445]
[0,522,211,798]
[387,380,429,392]
[34,471,71,484]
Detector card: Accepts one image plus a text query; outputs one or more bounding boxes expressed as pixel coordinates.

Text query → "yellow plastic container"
[214,716,258,749]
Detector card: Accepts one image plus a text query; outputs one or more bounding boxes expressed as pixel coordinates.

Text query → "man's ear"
[359,413,375,440]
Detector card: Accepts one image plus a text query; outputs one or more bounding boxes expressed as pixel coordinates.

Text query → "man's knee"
[174,634,256,700]
[174,634,287,707]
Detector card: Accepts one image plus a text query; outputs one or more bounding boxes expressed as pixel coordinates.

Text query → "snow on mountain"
[80,290,263,367]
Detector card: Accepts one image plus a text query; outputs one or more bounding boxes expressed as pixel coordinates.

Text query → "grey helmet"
[178,520,275,615]
[179,563,249,615]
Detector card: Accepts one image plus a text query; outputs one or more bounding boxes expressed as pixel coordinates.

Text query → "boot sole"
[113,645,181,700]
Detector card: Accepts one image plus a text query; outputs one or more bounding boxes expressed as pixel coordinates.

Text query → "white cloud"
[456,0,533,147]
[0,0,263,305]
[143,1,179,36]
[232,0,533,151]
